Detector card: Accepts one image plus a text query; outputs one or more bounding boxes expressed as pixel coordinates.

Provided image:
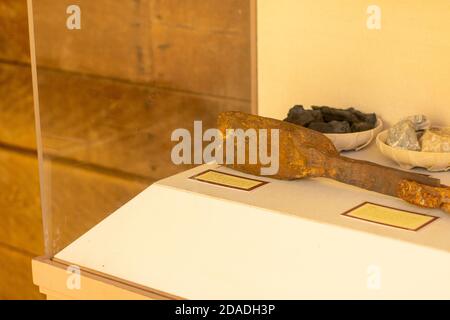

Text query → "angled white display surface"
[56,146,450,299]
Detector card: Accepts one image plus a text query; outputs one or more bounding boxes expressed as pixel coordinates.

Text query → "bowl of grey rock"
[376,115,450,172]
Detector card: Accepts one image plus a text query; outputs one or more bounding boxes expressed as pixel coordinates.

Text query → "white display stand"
[50,145,450,299]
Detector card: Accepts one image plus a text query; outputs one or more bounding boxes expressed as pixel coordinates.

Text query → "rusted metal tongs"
[218,112,450,214]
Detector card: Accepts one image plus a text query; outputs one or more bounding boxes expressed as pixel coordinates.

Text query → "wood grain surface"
[42,157,150,254]
[31,0,250,99]
[0,0,30,63]
[0,63,36,149]
[39,71,248,178]
[0,244,44,300]
[0,148,43,255]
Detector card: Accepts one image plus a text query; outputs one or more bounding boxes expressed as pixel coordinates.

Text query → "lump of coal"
[285,105,377,134]
[351,122,374,132]
[284,105,323,126]
[308,121,351,134]
[386,119,421,151]
[348,108,377,127]
[312,106,359,123]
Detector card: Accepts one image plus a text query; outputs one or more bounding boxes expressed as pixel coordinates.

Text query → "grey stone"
[386,120,421,151]
[406,115,431,131]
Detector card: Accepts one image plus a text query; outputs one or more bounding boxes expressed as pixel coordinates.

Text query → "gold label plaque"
[190,170,268,191]
[343,202,438,231]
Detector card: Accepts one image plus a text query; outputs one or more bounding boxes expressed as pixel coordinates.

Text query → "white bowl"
[325,118,383,152]
[376,130,450,172]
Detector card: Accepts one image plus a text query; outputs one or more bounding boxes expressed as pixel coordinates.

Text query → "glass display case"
[29,0,252,256]
[29,0,449,299]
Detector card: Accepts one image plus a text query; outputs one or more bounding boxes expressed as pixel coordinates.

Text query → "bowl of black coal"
[284,105,383,152]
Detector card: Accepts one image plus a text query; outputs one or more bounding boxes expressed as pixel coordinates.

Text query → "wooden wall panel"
[1,0,251,99]
[43,158,149,254]
[151,23,250,100]
[0,1,40,299]
[0,62,249,181]
[37,68,249,180]
[33,0,153,82]
[54,91,250,180]
[0,0,30,63]
[0,149,43,256]
[30,0,251,99]
[0,63,36,149]
[151,0,251,100]
[0,245,44,300]
[151,0,250,32]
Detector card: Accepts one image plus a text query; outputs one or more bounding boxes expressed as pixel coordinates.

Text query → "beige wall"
[257,0,450,126]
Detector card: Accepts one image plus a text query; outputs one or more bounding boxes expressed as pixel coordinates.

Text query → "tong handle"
[398,180,450,214]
